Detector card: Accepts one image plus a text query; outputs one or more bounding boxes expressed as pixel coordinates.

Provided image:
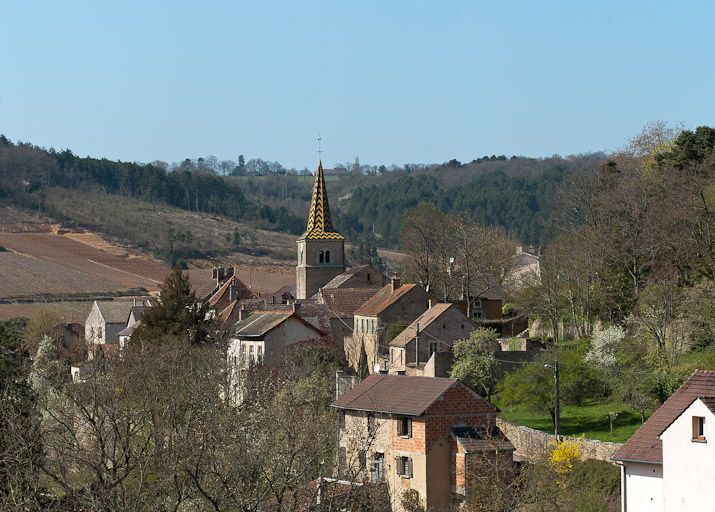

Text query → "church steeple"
[296,160,346,299]
[303,161,344,240]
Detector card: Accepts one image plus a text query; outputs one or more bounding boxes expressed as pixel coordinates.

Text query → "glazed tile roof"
[613,370,715,464]
[332,373,458,416]
[353,283,424,317]
[300,162,344,241]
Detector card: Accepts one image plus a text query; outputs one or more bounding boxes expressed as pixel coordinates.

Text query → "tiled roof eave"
[329,404,424,417]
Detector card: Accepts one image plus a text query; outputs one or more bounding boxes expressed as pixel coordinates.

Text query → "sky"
[1,0,714,169]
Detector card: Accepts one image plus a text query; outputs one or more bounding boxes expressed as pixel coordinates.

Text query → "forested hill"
[0,134,603,256]
[0,137,304,234]
[335,155,602,246]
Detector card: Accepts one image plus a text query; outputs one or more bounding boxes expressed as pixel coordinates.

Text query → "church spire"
[303,161,344,240]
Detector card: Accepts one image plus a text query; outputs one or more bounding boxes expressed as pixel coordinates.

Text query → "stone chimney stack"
[428,299,434,309]
[292,302,301,314]
[238,303,245,322]
[390,273,401,293]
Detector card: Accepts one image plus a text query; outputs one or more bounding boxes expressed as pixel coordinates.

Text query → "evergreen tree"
[135,268,212,344]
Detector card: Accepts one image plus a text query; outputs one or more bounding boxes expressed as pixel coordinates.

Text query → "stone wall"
[496,418,622,463]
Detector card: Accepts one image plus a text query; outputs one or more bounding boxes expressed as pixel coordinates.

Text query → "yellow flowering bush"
[549,436,583,477]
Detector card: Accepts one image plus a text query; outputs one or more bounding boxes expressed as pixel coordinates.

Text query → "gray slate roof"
[96,301,133,324]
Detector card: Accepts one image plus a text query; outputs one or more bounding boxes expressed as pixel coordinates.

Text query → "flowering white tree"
[585,326,625,368]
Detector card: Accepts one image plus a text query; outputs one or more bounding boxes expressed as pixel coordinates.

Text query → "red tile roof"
[353,283,424,317]
[613,370,715,464]
[332,373,458,416]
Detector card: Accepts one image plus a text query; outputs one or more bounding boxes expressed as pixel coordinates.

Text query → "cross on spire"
[317,134,322,162]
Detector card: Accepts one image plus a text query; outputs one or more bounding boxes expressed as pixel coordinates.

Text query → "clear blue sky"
[1,0,714,169]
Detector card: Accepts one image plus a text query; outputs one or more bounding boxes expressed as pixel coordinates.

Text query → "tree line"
[0,137,304,235]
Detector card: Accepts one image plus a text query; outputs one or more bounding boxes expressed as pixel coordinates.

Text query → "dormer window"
[693,416,706,442]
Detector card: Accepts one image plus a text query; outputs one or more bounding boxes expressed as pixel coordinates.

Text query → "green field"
[498,399,648,443]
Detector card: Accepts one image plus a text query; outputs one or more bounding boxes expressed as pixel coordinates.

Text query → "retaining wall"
[497,418,623,462]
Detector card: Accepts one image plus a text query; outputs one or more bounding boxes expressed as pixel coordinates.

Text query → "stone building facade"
[333,374,513,511]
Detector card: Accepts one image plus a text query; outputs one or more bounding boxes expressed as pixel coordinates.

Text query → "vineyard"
[0,232,168,300]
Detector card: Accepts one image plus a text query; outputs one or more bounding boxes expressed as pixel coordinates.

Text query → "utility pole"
[415,322,420,366]
[545,361,560,438]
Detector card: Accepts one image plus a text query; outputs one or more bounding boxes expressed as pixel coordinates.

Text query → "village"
[8,160,707,512]
[3,3,715,511]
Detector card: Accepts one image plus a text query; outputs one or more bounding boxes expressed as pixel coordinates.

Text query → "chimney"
[238,303,245,322]
[292,302,301,314]
[229,284,237,303]
[390,273,401,293]
[516,245,523,255]
[428,299,434,309]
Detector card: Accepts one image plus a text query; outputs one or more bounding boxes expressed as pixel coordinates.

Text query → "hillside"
[0,135,604,260]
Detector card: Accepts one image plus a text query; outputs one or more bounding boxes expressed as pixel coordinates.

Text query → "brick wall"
[424,384,496,451]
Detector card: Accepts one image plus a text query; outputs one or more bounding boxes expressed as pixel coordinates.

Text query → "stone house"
[349,275,430,373]
[332,374,513,511]
[389,302,474,375]
[613,369,715,511]
[85,300,134,345]
[227,309,326,370]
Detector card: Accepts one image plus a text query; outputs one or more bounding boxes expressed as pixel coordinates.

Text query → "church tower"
[296,161,346,299]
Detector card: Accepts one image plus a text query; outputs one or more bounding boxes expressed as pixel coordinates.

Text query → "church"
[295,161,347,299]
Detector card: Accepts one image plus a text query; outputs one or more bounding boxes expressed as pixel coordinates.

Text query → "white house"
[226,308,326,402]
[659,396,715,511]
[613,369,715,512]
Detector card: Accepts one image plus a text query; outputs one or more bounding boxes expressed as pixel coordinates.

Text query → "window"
[396,456,413,478]
[397,417,412,438]
[249,345,255,367]
[240,345,246,367]
[693,416,706,441]
[257,345,263,365]
[366,273,371,283]
[429,341,438,356]
[473,311,484,320]
[367,414,375,434]
[97,326,103,339]
[442,323,446,330]
[372,453,385,482]
[325,250,331,263]
[319,250,324,264]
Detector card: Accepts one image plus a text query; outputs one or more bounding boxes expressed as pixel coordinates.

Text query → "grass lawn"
[498,399,648,443]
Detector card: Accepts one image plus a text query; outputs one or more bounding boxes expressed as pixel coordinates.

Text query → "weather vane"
[317,134,322,161]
